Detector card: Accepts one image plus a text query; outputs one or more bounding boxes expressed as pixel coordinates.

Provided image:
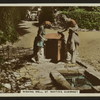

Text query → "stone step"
[50,71,71,90]
[77,59,100,85]
[93,86,100,93]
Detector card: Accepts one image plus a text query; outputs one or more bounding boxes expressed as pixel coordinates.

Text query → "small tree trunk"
[7,45,10,59]
[2,45,5,56]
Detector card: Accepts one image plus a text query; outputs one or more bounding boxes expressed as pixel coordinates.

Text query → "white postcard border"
[0,3,100,97]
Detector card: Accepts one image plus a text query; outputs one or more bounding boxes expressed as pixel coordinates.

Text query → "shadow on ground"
[32,22,39,27]
[13,54,33,70]
[17,27,30,36]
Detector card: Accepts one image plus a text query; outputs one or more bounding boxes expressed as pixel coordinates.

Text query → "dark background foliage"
[0,7,28,44]
[62,7,100,30]
[0,6,100,46]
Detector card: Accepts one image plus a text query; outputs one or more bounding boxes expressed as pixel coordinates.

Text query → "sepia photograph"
[0,4,100,97]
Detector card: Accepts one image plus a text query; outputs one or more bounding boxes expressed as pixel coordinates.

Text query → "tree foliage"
[0,7,27,44]
[39,7,54,24]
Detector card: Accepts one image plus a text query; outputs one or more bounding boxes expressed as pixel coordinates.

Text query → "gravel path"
[14,21,100,72]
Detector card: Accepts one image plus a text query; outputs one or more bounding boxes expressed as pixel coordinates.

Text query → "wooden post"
[58,40,61,61]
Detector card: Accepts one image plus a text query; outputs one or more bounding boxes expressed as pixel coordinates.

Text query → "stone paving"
[16,59,85,90]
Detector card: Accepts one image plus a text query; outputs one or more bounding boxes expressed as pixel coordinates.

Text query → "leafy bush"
[0,7,27,44]
[62,10,100,30]
[0,30,7,45]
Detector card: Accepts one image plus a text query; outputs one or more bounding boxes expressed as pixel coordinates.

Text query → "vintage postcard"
[0,3,100,97]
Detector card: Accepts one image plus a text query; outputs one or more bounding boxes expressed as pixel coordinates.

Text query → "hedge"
[62,10,100,30]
